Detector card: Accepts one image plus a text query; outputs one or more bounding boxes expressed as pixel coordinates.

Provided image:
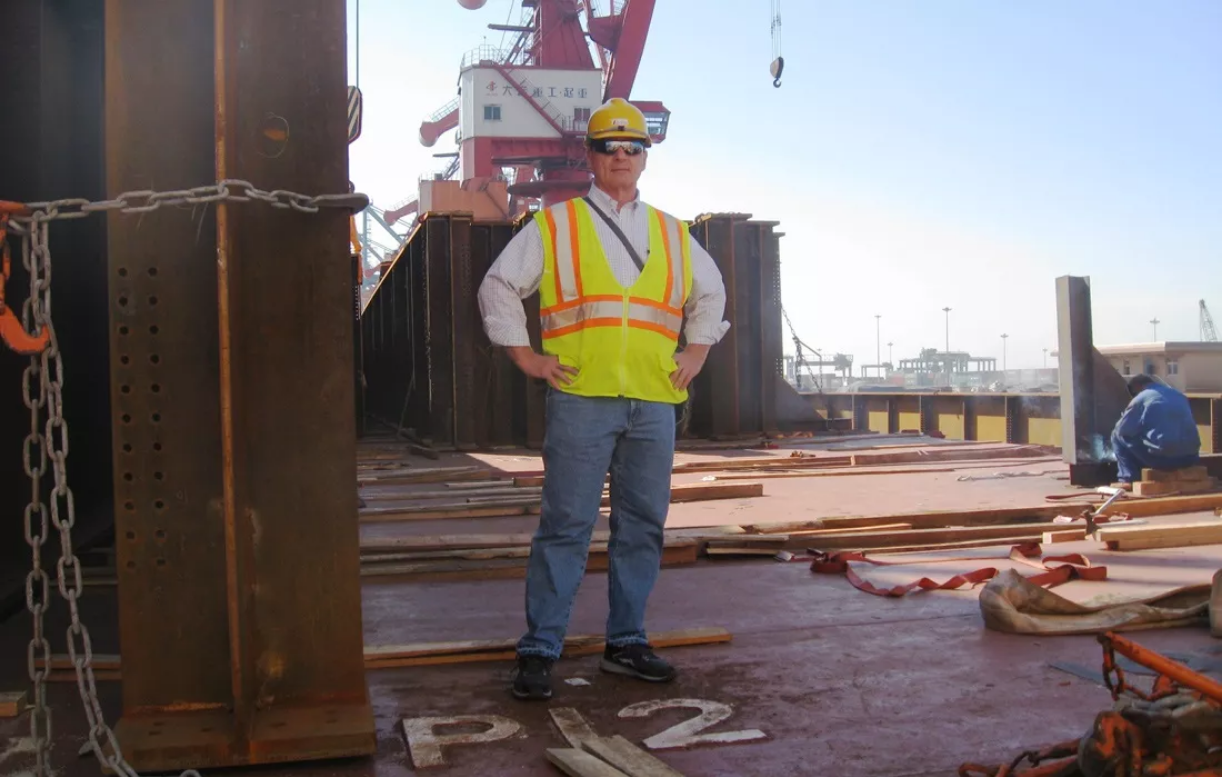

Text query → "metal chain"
[8,177,365,776]
[20,178,368,222]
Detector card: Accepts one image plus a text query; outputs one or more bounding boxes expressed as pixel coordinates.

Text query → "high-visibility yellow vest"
[535,198,693,404]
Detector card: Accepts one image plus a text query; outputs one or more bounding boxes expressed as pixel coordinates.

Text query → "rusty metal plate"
[105,0,373,768]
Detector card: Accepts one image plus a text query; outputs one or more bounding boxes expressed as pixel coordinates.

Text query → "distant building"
[1097,342,1222,393]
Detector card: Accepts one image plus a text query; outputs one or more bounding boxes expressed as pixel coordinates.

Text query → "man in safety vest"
[478,98,730,701]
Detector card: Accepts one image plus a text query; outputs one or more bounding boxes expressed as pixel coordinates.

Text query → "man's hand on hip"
[506,346,578,390]
[671,344,711,390]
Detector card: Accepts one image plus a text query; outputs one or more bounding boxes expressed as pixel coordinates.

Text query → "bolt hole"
[154,471,164,481]
[123,472,133,482]
[149,325,159,335]
[150,354,160,365]
[125,531,136,540]
[118,296,128,307]
[126,561,135,569]
[151,384,161,393]
[120,385,131,394]
[154,500,165,510]
[124,501,135,510]
[118,326,129,336]
[121,414,131,424]
[155,558,166,567]
[118,268,128,278]
[148,267,158,277]
[153,442,163,452]
[148,296,158,306]
[120,355,130,366]
[155,529,166,540]
[122,443,132,453]
[151,413,161,423]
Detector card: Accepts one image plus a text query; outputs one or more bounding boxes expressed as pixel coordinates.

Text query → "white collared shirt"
[477,185,731,347]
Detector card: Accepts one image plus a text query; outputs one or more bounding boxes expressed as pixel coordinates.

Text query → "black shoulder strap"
[582,196,646,273]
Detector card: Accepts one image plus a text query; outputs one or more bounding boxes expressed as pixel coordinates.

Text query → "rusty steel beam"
[105,0,373,770]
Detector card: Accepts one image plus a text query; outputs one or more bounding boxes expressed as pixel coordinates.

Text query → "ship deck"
[4,435,1222,777]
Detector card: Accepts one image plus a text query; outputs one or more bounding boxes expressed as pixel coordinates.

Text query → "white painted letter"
[401,715,522,768]
[619,698,768,751]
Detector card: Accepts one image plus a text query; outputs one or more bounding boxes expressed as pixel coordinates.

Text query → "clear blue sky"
[346,0,1222,371]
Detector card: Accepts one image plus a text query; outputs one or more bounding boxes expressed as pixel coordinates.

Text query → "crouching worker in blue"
[1111,374,1201,484]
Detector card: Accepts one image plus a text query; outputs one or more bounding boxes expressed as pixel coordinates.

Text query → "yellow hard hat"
[585,98,652,146]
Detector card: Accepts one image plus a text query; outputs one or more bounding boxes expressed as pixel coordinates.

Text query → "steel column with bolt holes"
[105,0,373,770]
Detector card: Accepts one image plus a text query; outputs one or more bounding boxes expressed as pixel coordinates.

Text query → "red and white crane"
[386,0,669,225]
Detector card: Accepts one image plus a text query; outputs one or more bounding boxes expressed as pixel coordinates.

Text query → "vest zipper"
[619,292,629,396]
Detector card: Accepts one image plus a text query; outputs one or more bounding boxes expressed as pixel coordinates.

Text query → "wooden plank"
[850,445,1047,466]
[547,748,632,777]
[357,466,494,485]
[583,736,686,777]
[1098,519,1222,550]
[856,536,1047,555]
[1142,466,1209,482]
[359,527,762,554]
[1101,493,1222,517]
[745,505,1069,534]
[0,690,27,717]
[358,503,537,523]
[358,482,763,522]
[359,540,699,581]
[45,628,734,679]
[365,627,732,669]
[712,467,956,481]
[1133,478,1217,497]
[1043,529,1087,543]
[801,521,1063,550]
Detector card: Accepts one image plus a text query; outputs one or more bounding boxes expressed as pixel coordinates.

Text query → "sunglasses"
[589,139,646,156]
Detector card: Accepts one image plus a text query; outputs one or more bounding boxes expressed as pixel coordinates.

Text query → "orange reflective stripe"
[565,199,584,299]
[544,207,563,303]
[654,209,674,309]
[656,211,688,310]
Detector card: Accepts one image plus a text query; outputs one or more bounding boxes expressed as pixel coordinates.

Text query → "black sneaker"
[600,643,676,683]
[511,654,554,700]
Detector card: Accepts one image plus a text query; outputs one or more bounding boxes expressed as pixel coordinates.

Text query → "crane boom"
[1201,299,1218,341]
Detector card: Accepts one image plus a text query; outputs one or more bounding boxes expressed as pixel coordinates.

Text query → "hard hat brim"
[585,130,652,147]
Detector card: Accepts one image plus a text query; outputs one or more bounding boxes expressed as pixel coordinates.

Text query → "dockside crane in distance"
[1201,299,1218,342]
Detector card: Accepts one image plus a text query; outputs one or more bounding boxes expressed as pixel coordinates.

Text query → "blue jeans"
[1111,429,1200,482]
[517,389,675,660]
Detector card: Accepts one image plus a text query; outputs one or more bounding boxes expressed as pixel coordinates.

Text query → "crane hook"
[770,56,784,88]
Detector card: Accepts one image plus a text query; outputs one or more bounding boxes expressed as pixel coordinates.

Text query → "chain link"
[6,177,359,776]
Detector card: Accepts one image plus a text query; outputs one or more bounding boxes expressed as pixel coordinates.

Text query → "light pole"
[887,341,893,365]
[1000,333,1008,375]
[874,314,881,368]
[942,307,951,354]
[1043,348,1048,368]
[1150,317,1160,340]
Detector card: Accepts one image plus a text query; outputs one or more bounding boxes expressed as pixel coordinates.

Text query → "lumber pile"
[1130,466,1218,497]
[358,480,765,522]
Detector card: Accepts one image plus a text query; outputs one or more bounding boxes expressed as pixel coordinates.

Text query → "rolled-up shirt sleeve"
[478,221,544,348]
[682,238,731,345]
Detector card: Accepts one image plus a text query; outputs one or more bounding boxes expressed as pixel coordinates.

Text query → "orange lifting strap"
[0,201,51,355]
